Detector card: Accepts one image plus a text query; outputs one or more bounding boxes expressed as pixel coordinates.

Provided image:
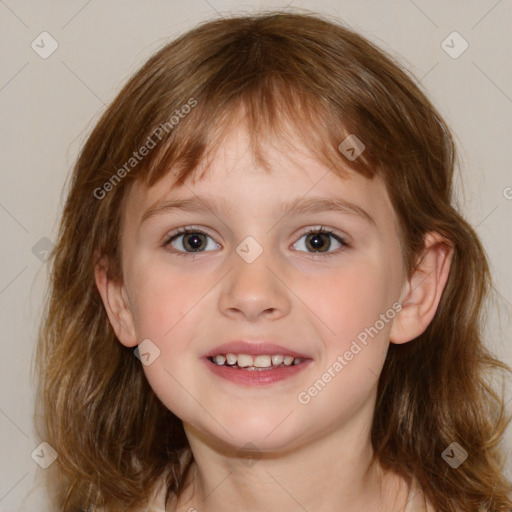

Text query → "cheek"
[303,258,397,346]
[294,264,397,423]
[128,263,202,418]
[127,259,199,340]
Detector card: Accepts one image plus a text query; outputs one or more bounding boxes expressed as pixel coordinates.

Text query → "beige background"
[0,1,511,510]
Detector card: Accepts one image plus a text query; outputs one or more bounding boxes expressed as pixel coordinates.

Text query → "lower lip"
[203,357,312,386]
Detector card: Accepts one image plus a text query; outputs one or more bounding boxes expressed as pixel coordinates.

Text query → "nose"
[218,246,291,322]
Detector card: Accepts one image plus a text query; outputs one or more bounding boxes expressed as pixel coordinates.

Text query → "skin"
[95,119,453,511]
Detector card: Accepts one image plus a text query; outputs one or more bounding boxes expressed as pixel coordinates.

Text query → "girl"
[34,10,512,512]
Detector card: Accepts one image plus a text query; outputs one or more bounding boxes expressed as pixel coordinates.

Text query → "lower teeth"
[242,366,279,371]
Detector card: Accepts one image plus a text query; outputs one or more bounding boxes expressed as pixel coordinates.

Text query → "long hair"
[33,10,512,511]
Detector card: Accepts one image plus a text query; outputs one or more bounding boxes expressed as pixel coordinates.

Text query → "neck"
[172,422,408,512]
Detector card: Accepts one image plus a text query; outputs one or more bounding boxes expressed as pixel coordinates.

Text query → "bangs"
[97,11,443,203]
[139,75,377,191]
[88,10,452,237]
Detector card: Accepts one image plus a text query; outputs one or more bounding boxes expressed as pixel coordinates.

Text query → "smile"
[208,353,304,370]
[203,354,312,385]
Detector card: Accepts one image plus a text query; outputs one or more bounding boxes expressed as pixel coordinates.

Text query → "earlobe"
[94,257,138,347]
[389,232,453,344]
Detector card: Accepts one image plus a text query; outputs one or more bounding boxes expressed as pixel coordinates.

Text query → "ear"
[390,232,453,344]
[94,255,138,347]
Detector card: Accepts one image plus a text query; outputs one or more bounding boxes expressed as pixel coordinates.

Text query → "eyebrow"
[140,195,375,226]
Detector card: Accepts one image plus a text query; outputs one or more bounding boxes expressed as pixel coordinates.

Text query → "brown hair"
[34,10,512,511]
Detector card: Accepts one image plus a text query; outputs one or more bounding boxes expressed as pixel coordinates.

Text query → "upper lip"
[204,340,311,359]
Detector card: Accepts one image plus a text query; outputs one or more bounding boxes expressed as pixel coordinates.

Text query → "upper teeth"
[212,353,303,368]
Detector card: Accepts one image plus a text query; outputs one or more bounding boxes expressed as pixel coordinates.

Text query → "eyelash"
[163,226,348,258]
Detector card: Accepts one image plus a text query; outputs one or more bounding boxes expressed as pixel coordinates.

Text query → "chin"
[188,411,308,455]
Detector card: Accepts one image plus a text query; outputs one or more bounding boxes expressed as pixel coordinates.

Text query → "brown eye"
[293,228,346,254]
[166,228,219,254]
[305,232,331,252]
[181,232,207,252]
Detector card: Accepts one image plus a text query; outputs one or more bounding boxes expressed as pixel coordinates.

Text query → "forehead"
[122,121,397,231]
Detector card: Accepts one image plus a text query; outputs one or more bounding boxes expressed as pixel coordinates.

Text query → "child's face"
[111,121,408,453]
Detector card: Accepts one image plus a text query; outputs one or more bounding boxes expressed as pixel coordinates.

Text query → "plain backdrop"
[0,1,511,510]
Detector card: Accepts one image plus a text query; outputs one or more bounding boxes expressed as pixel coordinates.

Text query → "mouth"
[208,353,304,371]
[202,341,312,385]
[207,353,305,371]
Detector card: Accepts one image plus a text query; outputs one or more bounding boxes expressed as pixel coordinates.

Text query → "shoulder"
[404,476,435,512]
[405,477,466,512]
[148,475,169,511]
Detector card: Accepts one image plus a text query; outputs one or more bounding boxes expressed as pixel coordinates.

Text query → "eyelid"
[163,225,216,241]
[297,225,348,243]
